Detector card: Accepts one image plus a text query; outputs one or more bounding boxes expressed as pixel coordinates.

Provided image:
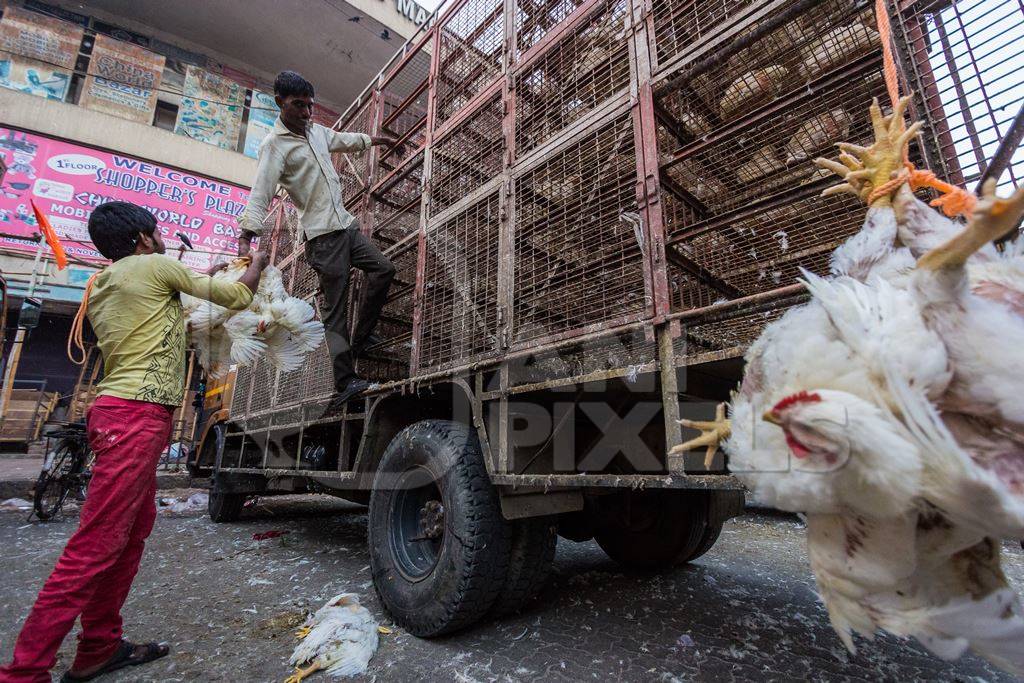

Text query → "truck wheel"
[595,491,719,569]
[490,516,557,617]
[208,486,246,523]
[368,420,512,637]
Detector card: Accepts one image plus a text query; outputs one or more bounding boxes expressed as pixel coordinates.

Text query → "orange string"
[869,0,977,217]
[67,272,99,366]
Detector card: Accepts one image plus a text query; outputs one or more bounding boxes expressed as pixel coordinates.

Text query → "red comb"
[772,391,822,413]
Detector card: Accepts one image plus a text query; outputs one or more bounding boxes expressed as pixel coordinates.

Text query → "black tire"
[368,420,512,637]
[490,516,558,617]
[595,491,719,569]
[208,486,246,523]
[686,520,723,563]
[188,422,225,477]
[33,443,78,521]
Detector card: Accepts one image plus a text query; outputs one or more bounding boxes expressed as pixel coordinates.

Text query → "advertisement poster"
[243,89,279,158]
[0,128,249,272]
[0,6,83,101]
[175,65,245,150]
[79,35,165,124]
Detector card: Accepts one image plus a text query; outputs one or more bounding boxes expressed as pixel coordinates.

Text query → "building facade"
[0,0,430,398]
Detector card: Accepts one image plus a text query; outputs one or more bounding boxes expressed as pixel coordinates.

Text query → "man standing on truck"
[237,70,399,409]
[0,201,269,683]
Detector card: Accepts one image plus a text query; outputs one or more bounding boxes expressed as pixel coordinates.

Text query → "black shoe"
[353,332,384,358]
[328,379,370,411]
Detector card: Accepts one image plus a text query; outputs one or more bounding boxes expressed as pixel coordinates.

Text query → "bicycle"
[32,423,93,521]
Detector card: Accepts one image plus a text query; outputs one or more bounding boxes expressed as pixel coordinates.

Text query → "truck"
[188,0,1017,636]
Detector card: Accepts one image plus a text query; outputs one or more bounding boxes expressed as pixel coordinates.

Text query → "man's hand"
[237,231,255,257]
[206,261,228,276]
[371,135,403,155]
[250,250,270,271]
[237,250,270,294]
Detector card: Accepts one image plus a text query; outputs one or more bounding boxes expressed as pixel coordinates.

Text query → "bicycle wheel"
[33,443,77,521]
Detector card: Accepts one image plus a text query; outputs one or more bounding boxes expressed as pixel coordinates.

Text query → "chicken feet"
[672,402,731,469]
[918,178,1024,271]
[284,662,321,683]
[815,95,922,207]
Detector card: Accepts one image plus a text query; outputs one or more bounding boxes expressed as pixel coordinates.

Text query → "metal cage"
[228,0,1024,429]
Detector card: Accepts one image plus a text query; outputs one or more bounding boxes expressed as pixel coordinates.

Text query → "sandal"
[60,640,170,682]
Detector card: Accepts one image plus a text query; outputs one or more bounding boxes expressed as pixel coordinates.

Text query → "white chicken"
[811,99,1024,541]
[671,97,1024,674]
[183,258,324,378]
[286,593,380,682]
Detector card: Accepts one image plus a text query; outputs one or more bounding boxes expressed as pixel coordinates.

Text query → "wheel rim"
[36,447,74,518]
[389,466,445,581]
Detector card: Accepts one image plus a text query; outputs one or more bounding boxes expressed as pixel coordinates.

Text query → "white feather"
[290,594,379,678]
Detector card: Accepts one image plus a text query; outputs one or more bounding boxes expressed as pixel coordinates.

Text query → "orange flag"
[30,199,68,270]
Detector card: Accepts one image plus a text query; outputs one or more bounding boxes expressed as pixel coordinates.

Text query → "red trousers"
[0,396,173,683]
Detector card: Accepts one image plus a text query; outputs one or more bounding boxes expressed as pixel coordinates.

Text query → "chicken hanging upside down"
[183,256,325,377]
[671,95,1024,675]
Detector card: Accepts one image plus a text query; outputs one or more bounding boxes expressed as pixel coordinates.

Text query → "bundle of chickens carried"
[672,95,1024,676]
[183,256,325,378]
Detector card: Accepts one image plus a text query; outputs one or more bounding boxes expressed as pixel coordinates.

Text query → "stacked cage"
[358,36,433,382]
[648,0,898,361]
[228,0,1024,428]
[419,0,505,371]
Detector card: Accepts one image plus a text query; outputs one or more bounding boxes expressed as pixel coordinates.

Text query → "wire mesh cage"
[515,0,595,58]
[893,0,1024,191]
[289,244,320,300]
[508,326,657,387]
[300,337,334,401]
[248,358,277,415]
[228,0,1024,427]
[357,237,418,381]
[513,0,631,156]
[430,94,504,216]
[512,111,646,344]
[653,0,904,312]
[419,192,502,370]
[675,303,792,363]
[378,47,432,175]
[372,150,426,247]
[270,201,300,263]
[333,101,377,203]
[651,0,758,71]
[435,0,505,128]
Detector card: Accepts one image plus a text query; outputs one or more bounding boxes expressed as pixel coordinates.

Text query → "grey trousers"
[304,229,396,392]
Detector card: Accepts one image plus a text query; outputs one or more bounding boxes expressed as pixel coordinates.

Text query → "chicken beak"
[762,410,782,426]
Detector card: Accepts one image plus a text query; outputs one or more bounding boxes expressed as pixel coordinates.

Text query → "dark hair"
[88,201,157,261]
[274,70,314,99]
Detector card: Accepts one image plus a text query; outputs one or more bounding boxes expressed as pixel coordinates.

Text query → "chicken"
[286,594,380,682]
[784,108,852,163]
[814,97,1024,539]
[719,65,789,119]
[807,511,1024,674]
[736,145,785,184]
[796,20,879,80]
[670,96,1024,673]
[183,257,325,378]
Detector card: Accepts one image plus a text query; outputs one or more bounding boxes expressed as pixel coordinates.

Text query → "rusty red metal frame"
[233,0,1021,434]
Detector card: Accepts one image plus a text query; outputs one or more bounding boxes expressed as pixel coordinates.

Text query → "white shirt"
[239,118,371,241]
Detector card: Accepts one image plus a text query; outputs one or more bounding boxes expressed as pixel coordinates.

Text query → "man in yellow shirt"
[0,202,268,683]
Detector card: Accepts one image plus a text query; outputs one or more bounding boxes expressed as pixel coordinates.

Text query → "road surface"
[0,493,1020,681]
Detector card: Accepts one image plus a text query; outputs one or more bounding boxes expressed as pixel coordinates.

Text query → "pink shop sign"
[0,127,250,270]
